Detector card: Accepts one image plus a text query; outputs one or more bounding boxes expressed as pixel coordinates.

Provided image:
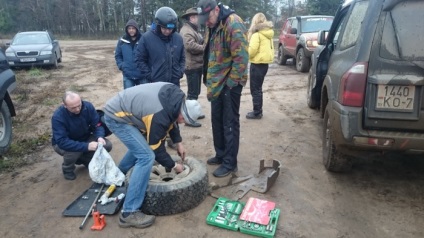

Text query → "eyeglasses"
[66,103,82,110]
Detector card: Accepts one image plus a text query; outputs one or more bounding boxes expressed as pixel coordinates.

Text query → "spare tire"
[126,156,208,215]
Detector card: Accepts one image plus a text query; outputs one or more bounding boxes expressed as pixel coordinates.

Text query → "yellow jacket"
[248,22,274,64]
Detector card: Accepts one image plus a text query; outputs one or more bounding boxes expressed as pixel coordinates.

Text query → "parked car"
[5,31,62,68]
[0,49,16,154]
[277,15,333,72]
[307,0,424,172]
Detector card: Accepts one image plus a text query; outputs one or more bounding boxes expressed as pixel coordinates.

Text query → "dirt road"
[0,40,423,238]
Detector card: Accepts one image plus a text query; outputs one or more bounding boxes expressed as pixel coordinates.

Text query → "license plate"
[376,85,415,111]
[20,58,36,62]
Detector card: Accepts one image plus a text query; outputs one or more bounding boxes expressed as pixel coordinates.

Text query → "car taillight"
[338,62,368,107]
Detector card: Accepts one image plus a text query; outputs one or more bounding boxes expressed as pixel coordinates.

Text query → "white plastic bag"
[89,144,125,186]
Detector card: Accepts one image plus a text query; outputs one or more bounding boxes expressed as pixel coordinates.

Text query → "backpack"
[96,110,112,137]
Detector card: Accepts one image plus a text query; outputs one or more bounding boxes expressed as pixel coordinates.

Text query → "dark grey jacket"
[104,82,184,168]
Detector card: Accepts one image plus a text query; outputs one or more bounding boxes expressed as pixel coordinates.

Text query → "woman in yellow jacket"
[246,13,274,119]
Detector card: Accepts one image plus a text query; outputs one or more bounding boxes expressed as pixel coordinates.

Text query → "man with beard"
[51,91,112,180]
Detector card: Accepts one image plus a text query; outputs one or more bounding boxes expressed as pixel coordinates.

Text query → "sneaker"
[213,165,238,177]
[119,211,156,228]
[246,111,263,119]
[63,172,76,180]
[185,121,202,127]
[207,157,223,165]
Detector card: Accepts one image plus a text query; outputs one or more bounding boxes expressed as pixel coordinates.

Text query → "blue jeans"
[104,115,155,212]
[123,76,147,89]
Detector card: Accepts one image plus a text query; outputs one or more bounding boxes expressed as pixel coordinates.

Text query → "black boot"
[62,163,76,180]
[246,111,263,119]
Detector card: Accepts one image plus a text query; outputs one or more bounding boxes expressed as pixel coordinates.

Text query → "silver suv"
[307,0,424,171]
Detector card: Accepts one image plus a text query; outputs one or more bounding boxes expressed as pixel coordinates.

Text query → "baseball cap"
[197,0,217,25]
[181,100,202,125]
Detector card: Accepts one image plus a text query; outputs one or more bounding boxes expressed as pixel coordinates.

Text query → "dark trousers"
[249,63,269,115]
[211,85,243,169]
[54,136,112,174]
[185,68,203,100]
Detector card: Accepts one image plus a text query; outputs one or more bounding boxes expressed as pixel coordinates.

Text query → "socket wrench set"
[206,197,280,238]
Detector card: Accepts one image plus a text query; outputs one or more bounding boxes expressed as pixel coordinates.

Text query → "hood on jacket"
[158,84,185,120]
[124,19,141,41]
[258,23,274,39]
[216,3,235,25]
[250,21,274,39]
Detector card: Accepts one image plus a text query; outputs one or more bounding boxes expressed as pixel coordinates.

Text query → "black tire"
[126,157,208,215]
[0,102,13,155]
[323,104,352,172]
[296,48,310,72]
[277,45,288,65]
[51,55,58,69]
[306,69,319,109]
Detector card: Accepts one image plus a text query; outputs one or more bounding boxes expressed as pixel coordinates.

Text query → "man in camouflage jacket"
[197,0,248,177]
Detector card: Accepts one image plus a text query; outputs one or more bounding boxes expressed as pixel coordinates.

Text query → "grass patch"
[28,67,44,77]
[68,84,87,92]
[0,132,51,172]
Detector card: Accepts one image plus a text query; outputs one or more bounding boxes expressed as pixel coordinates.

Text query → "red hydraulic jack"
[91,205,106,231]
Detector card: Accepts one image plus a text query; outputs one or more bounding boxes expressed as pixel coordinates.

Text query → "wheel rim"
[297,50,303,69]
[0,112,5,141]
[323,112,331,165]
[149,163,191,183]
[278,46,283,61]
[307,73,313,103]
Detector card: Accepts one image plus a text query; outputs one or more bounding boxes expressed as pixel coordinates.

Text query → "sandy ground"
[0,40,423,238]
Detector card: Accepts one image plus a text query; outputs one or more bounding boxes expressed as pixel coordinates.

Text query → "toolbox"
[62,183,125,217]
[206,197,280,238]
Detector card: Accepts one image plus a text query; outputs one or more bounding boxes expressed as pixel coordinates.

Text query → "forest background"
[0,0,341,38]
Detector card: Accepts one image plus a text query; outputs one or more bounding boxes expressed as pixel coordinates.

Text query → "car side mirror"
[290,28,297,34]
[317,30,327,45]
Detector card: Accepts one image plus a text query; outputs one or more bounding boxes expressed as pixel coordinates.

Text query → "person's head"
[248,13,267,40]
[178,100,202,124]
[251,13,267,27]
[125,19,139,38]
[155,7,178,36]
[182,7,199,25]
[127,26,137,37]
[62,91,82,114]
[197,0,219,28]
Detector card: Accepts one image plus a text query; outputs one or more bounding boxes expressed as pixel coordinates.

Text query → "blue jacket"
[51,101,105,152]
[134,28,185,86]
[115,19,142,80]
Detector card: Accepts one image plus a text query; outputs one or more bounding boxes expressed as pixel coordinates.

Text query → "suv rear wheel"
[296,48,310,72]
[323,104,352,172]
[277,45,288,65]
[0,101,12,154]
[306,69,319,109]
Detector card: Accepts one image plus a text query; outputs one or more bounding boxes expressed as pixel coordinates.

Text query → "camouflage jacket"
[203,10,248,101]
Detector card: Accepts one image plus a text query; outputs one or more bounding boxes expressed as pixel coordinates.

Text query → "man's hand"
[173,163,185,173]
[88,141,98,151]
[97,137,106,145]
[176,143,186,161]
